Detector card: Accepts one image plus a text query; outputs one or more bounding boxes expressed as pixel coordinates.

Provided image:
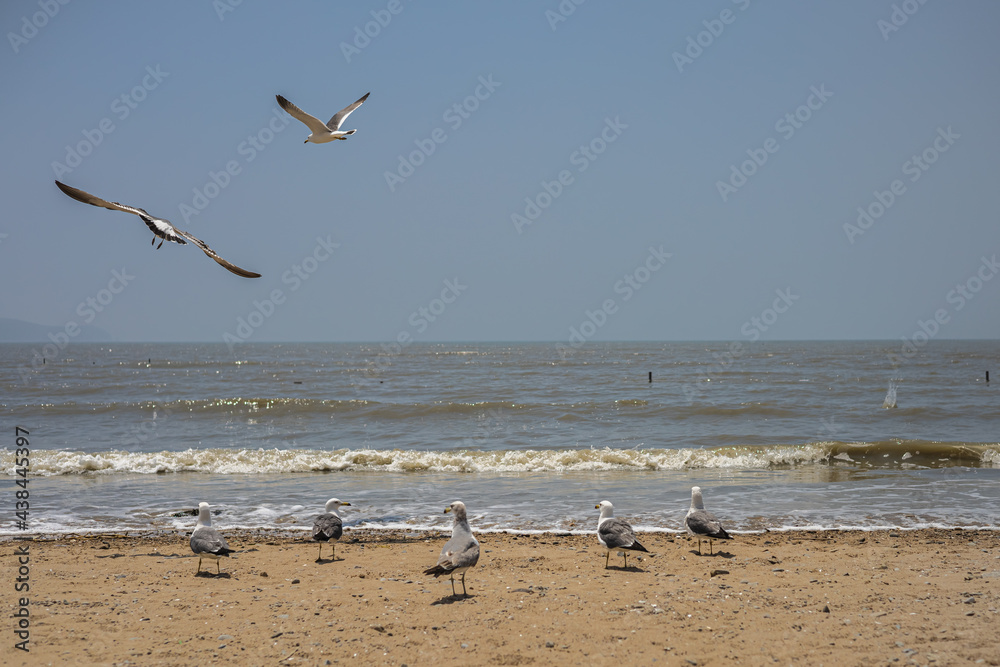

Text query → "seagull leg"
[450,574,457,597]
[156,237,164,249]
[623,552,628,568]
[196,556,202,574]
[461,571,468,597]
[217,559,221,575]
[332,543,336,561]
[151,236,156,247]
[316,543,323,562]
[604,551,610,569]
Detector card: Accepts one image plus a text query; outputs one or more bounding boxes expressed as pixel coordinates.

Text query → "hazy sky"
[2,1,998,344]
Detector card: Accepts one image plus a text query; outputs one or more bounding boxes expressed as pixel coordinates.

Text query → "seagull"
[685,486,732,555]
[423,501,480,597]
[54,181,261,278]
[312,498,350,562]
[190,502,234,575]
[276,92,370,144]
[596,500,648,569]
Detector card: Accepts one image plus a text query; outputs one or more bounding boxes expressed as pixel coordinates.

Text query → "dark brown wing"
[174,229,261,278]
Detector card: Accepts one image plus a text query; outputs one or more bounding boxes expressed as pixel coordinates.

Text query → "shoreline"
[4,528,999,665]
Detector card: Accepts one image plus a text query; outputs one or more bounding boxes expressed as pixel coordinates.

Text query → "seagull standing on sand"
[685,486,732,555]
[423,501,480,597]
[190,502,234,575]
[596,500,648,569]
[54,181,261,278]
[276,92,370,144]
[312,498,350,562]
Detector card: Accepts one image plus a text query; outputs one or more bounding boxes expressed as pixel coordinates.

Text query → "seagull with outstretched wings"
[55,180,261,278]
[276,92,370,144]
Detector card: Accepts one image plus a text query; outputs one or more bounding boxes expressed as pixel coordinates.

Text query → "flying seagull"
[54,181,261,278]
[190,502,234,575]
[685,486,732,555]
[276,92,370,144]
[312,498,350,562]
[596,500,648,569]
[423,501,480,597]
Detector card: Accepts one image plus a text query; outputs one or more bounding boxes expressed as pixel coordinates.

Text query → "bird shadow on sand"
[431,593,477,606]
[690,550,735,559]
[604,564,646,573]
[314,556,344,564]
[194,571,231,579]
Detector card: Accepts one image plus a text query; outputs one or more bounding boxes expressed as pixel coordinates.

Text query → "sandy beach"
[4,528,999,666]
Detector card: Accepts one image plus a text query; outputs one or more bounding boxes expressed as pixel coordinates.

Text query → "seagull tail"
[423,565,449,577]
[628,540,650,553]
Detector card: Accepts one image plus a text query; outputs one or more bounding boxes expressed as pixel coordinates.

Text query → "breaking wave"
[6,440,998,476]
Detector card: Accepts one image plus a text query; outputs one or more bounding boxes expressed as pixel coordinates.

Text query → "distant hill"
[0,317,112,343]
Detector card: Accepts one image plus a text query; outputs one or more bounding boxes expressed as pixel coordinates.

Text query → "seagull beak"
[342,502,351,507]
[595,504,600,509]
[303,139,308,144]
[444,507,452,514]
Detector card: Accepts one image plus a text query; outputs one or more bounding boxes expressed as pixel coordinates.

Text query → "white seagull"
[312,498,350,562]
[423,501,480,597]
[685,486,733,555]
[596,500,648,569]
[55,181,261,278]
[276,92,370,144]
[190,502,234,575]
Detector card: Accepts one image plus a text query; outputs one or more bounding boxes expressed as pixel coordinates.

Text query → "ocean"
[2,340,998,536]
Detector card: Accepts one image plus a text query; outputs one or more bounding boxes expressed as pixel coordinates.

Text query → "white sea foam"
[4,444,846,476]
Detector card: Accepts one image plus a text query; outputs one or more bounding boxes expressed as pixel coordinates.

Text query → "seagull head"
[197,502,213,526]
[596,500,615,519]
[445,501,467,521]
[324,498,350,513]
[690,486,705,510]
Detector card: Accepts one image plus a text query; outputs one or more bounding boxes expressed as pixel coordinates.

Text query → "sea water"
[2,340,998,535]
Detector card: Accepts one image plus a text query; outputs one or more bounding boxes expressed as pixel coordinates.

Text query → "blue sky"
[1,1,998,344]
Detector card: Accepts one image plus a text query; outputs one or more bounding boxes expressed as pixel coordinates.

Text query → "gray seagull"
[312,498,350,562]
[55,181,260,278]
[190,502,234,575]
[685,486,732,555]
[276,92,370,144]
[596,500,648,569]
[423,501,480,597]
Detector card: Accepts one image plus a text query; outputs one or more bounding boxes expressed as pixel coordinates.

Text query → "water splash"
[882,378,899,409]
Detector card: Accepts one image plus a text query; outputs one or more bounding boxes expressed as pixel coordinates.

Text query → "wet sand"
[4,528,999,666]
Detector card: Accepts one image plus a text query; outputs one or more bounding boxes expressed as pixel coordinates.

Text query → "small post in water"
[648,371,652,383]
